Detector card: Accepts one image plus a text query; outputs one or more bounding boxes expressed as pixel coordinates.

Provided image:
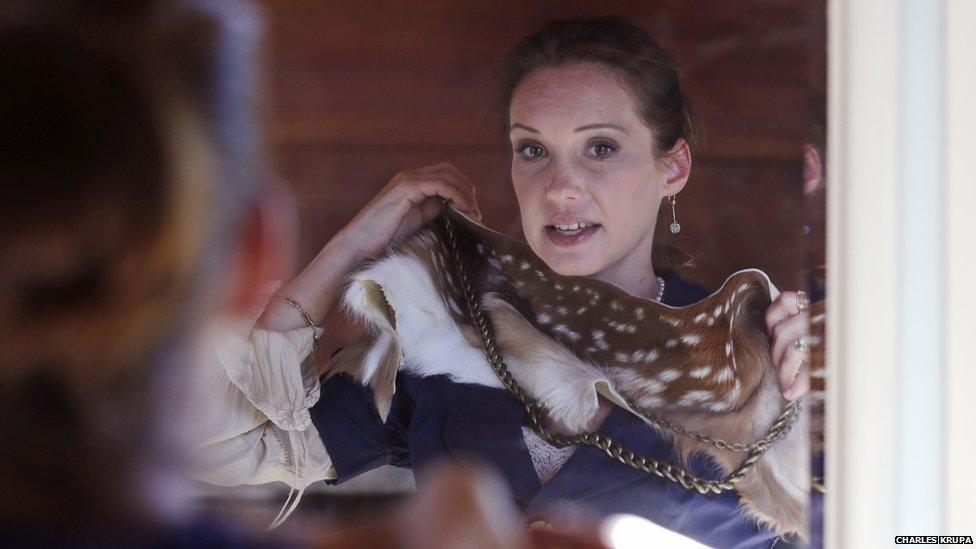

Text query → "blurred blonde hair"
[0,0,267,521]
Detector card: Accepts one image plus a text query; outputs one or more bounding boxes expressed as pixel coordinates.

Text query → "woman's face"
[509,63,684,284]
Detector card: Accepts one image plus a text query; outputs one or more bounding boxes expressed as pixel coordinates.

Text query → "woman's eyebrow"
[575,123,628,134]
[510,122,629,134]
[510,122,539,133]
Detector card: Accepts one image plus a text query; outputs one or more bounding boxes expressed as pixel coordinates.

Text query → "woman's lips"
[544,224,601,247]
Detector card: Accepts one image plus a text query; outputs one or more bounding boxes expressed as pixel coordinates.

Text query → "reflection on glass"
[188,3,828,548]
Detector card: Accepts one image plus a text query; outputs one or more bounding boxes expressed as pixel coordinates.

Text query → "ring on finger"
[793,336,811,353]
[796,290,810,313]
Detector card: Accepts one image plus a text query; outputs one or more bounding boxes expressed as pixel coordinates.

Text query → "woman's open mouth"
[545,222,601,246]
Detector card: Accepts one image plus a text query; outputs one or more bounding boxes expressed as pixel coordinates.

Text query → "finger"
[764,290,811,334]
[778,343,806,395]
[383,167,468,199]
[784,362,810,400]
[409,164,481,216]
[408,161,462,178]
[771,291,808,327]
[397,176,472,210]
[388,207,426,247]
[405,163,478,199]
[405,169,479,212]
[411,162,474,189]
[442,164,479,203]
[770,312,810,366]
[436,170,482,219]
[765,293,795,334]
[403,176,478,214]
[416,162,475,190]
[419,195,446,223]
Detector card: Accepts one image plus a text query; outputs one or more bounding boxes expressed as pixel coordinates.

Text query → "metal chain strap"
[440,212,801,495]
[621,393,800,453]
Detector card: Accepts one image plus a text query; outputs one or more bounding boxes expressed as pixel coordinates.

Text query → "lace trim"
[521,427,577,484]
[217,325,324,431]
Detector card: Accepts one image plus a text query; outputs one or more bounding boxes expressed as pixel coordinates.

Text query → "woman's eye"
[515,143,547,160]
[588,141,619,159]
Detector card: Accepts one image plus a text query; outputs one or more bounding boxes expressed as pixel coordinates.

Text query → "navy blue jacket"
[310,269,823,548]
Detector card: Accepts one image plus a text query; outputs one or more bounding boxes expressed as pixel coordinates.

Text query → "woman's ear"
[219,180,298,320]
[803,143,824,196]
[662,137,692,196]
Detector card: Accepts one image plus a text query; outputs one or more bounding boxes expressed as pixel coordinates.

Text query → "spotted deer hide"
[328,206,813,540]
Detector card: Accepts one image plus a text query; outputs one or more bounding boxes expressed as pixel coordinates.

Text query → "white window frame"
[826,0,975,544]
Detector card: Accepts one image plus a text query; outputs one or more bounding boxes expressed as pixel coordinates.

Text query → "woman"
[193,16,818,547]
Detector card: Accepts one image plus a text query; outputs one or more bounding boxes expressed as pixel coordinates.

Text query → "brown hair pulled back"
[496,15,696,158]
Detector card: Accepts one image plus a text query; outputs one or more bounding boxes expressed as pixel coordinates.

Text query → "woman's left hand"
[765,291,811,400]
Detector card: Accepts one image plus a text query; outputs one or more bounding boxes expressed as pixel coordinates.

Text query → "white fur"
[340,248,611,433]
[361,330,395,382]
[341,247,502,389]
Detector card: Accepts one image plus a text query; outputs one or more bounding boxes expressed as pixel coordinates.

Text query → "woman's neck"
[589,234,661,300]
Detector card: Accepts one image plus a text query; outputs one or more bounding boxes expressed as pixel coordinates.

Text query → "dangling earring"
[668,195,681,234]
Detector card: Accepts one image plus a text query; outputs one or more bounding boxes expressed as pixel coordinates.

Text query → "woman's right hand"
[256,162,481,333]
[334,162,483,262]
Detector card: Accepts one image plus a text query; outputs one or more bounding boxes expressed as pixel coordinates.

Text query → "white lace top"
[521,427,578,484]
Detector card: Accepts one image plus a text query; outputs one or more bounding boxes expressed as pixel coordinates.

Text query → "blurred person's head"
[0,0,292,529]
[495,16,696,285]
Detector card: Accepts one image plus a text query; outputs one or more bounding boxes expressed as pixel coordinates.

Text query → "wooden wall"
[259,0,826,348]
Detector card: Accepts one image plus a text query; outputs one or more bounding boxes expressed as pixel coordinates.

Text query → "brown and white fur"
[328,207,814,540]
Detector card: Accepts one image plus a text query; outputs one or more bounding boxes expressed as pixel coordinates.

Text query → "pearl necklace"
[654,275,666,302]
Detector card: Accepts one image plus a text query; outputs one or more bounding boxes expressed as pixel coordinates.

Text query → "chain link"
[439,210,801,495]
[622,393,801,453]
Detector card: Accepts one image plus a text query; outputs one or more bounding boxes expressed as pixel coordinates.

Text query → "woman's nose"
[545,165,584,202]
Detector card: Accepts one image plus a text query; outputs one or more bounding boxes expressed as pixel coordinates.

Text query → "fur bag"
[328,206,816,539]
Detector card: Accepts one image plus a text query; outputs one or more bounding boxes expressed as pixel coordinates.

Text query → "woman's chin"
[537,251,602,277]
[553,265,597,277]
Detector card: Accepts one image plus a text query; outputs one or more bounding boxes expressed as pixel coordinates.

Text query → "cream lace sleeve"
[186,319,337,491]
